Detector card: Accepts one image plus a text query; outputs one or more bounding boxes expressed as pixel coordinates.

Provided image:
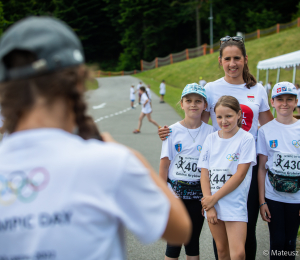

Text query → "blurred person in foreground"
[0,16,191,260]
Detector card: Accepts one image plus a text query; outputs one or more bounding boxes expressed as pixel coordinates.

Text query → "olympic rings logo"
[197,145,202,152]
[226,153,240,161]
[0,167,50,206]
[292,140,300,148]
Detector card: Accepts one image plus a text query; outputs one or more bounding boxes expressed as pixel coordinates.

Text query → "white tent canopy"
[256,50,300,84]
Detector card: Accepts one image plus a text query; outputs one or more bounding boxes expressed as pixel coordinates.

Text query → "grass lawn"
[86,78,99,90]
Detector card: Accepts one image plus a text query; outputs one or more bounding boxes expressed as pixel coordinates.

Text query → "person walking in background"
[160,80,166,103]
[257,82,300,260]
[199,76,207,87]
[146,84,152,106]
[130,85,136,109]
[160,83,214,260]
[158,35,273,260]
[137,81,143,104]
[0,16,192,260]
[133,86,160,133]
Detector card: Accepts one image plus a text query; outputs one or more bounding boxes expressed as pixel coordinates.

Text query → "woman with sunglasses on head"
[159,36,273,260]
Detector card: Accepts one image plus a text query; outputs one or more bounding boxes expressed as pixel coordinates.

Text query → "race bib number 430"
[273,152,300,176]
[209,168,233,193]
[171,154,200,180]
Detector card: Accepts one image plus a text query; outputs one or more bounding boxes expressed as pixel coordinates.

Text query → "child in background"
[130,85,136,109]
[160,83,214,260]
[257,82,300,260]
[198,96,256,260]
[133,86,160,134]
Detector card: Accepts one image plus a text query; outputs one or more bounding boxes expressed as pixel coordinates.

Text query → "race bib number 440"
[171,154,200,180]
[273,152,300,176]
[209,168,233,193]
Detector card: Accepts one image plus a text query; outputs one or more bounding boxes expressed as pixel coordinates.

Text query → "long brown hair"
[0,50,102,140]
[219,40,256,89]
[214,95,242,127]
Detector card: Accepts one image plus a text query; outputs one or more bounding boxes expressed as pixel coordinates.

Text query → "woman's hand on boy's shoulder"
[158,125,171,141]
[201,195,217,211]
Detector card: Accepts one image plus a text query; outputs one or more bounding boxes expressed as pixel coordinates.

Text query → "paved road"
[87,75,272,260]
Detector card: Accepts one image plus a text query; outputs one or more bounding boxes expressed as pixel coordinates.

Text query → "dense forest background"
[1,0,300,71]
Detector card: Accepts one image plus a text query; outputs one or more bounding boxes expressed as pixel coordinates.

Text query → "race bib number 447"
[273,152,300,176]
[171,154,200,180]
[209,168,233,193]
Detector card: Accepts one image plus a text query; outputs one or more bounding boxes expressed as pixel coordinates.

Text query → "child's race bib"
[170,154,200,180]
[273,152,300,177]
[209,168,233,193]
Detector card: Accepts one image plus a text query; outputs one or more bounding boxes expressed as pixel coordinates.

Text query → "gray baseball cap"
[0,16,85,82]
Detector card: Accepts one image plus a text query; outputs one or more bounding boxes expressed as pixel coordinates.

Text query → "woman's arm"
[258,154,271,222]
[201,111,210,124]
[259,110,273,126]
[201,163,251,210]
[158,126,171,141]
[159,157,170,182]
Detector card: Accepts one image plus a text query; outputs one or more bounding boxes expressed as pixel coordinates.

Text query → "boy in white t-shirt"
[130,85,136,109]
[160,83,214,259]
[257,82,300,258]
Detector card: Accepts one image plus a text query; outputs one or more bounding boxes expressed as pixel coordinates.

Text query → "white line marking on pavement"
[93,103,106,109]
[94,104,139,123]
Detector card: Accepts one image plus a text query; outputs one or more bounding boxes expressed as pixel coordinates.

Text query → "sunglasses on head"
[220,36,244,46]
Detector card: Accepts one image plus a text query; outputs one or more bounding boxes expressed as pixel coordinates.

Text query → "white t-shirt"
[0,129,170,260]
[136,83,142,91]
[199,80,207,87]
[146,87,151,100]
[205,78,270,140]
[257,119,300,203]
[198,129,256,222]
[161,122,214,182]
[141,93,152,114]
[159,82,166,95]
[130,87,135,101]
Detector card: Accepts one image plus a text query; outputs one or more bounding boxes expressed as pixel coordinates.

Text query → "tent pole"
[276,68,280,83]
[293,65,296,84]
[266,69,269,86]
[257,69,259,81]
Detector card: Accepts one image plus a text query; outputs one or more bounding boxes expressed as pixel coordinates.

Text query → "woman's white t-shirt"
[205,78,270,140]
[0,129,170,260]
[257,119,300,203]
[141,92,152,114]
[130,87,135,101]
[198,129,256,222]
[161,122,214,182]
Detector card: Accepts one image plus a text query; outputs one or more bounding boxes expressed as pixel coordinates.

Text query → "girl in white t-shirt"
[198,95,256,260]
[159,36,273,260]
[160,83,214,260]
[257,82,300,259]
[133,86,160,134]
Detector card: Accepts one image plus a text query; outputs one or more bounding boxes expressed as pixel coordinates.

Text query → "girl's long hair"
[0,50,101,140]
